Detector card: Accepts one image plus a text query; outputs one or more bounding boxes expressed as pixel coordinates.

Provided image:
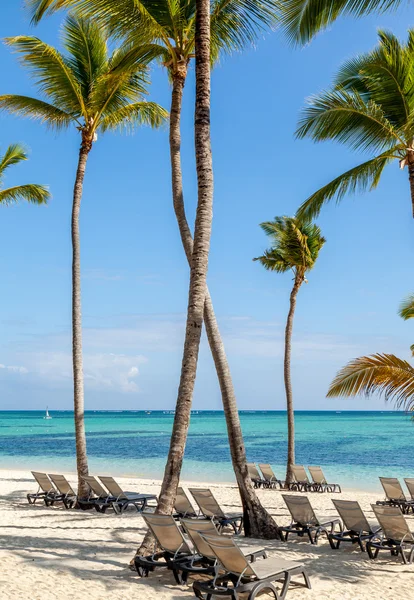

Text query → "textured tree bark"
[169,70,279,538]
[284,273,302,485]
[71,138,91,499]
[408,160,414,218]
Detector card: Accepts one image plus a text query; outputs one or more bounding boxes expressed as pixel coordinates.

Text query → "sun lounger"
[193,533,311,600]
[80,475,116,512]
[367,505,414,564]
[376,477,414,514]
[329,499,380,551]
[189,488,243,534]
[174,487,198,518]
[280,494,341,544]
[27,471,60,506]
[291,465,314,492]
[308,466,341,493]
[247,463,266,488]
[98,476,157,514]
[404,478,414,501]
[134,513,194,583]
[48,474,77,509]
[258,464,285,489]
[179,517,267,579]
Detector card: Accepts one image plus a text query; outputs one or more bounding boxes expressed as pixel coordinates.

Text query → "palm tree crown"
[0,143,50,205]
[296,30,414,221]
[254,216,326,280]
[0,15,167,148]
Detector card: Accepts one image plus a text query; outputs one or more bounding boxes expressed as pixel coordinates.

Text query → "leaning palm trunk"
[169,70,279,538]
[284,274,302,485]
[72,136,91,499]
[408,159,414,218]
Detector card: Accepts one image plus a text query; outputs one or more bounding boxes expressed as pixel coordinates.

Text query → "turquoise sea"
[0,410,412,491]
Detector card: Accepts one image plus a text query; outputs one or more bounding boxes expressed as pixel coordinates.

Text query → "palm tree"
[26,0,281,538]
[328,296,414,410]
[0,143,50,206]
[279,0,407,44]
[296,30,414,222]
[254,217,326,483]
[0,16,166,497]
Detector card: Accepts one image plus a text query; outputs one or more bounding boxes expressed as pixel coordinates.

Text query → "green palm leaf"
[399,295,414,320]
[100,101,168,132]
[0,95,75,129]
[0,144,28,176]
[0,183,50,205]
[327,353,414,411]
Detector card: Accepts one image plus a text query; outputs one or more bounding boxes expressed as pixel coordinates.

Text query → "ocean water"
[0,410,412,491]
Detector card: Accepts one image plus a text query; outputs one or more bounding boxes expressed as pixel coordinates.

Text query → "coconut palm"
[254,217,326,483]
[0,143,50,206]
[280,0,407,44]
[26,0,280,538]
[296,30,414,222]
[0,16,166,497]
[328,297,414,410]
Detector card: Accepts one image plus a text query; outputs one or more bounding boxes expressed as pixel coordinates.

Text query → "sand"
[0,469,413,600]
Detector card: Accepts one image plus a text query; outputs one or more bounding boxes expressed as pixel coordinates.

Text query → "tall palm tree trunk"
[72,136,91,499]
[284,273,302,485]
[169,70,279,538]
[408,160,414,217]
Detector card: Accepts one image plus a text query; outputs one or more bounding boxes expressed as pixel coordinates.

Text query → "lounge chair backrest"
[48,474,76,496]
[372,505,414,542]
[292,465,310,483]
[379,477,406,501]
[181,518,219,559]
[189,488,224,518]
[32,472,55,494]
[282,494,317,525]
[404,478,414,501]
[247,463,261,481]
[332,499,371,533]
[200,533,255,577]
[308,466,326,485]
[98,476,126,499]
[175,487,196,516]
[258,464,276,483]
[142,513,189,554]
[83,475,108,498]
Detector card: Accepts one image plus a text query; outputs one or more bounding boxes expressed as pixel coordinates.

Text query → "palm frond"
[0,184,50,205]
[253,249,291,272]
[327,353,414,411]
[5,35,85,116]
[399,295,414,320]
[296,150,397,220]
[297,87,405,153]
[0,144,28,177]
[100,101,168,132]
[26,0,78,23]
[279,0,404,46]
[0,95,75,129]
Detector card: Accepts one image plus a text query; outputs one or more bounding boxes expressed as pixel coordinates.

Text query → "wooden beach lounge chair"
[134,513,194,583]
[189,488,243,534]
[258,464,285,489]
[98,475,157,514]
[192,533,311,600]
[247,463,265,488]
[367,505,414,564]
[328,499,380,551]
[174,487,198,518]
[308,466,341,493]
[27,471,60,505]
[377,477,414,514]
[178,518,266,580]
[48,474,77,509]
[281,495,341,544]
[291,465,313,492]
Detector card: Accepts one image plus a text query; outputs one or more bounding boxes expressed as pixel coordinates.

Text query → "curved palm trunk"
[284,273,302,485]
[169,71,279,537]
[408,161,414,217]
[72,139,91,499]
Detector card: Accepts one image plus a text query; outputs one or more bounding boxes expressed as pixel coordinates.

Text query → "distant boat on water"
[44,407,52,420]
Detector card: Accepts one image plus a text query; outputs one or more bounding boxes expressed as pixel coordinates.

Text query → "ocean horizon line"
[0,408,404,413]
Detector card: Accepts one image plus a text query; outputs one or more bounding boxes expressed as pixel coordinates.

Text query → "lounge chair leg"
[279,571,291,600]
[249,581,279,600]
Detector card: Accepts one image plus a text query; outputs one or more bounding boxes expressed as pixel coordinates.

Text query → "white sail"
[44,407,52,420]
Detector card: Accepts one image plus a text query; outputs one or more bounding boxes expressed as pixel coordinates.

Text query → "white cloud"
[0,363,28,374]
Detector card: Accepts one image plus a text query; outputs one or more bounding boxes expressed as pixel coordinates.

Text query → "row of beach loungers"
[248,463,341,493]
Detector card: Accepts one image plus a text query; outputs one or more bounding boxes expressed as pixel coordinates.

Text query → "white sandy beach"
[0,469,413,600]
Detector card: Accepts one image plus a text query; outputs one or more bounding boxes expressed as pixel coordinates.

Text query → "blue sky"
[1,1,414,410]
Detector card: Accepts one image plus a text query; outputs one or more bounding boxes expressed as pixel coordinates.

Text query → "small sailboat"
[44,407,52,420]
